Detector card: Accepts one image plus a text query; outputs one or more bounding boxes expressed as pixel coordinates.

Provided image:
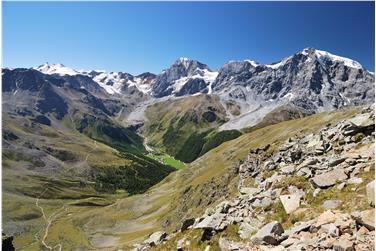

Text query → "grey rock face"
[152,58,214,98]
[214,48,374,130]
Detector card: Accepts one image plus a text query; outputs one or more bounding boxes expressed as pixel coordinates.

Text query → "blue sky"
[3,2,375,74]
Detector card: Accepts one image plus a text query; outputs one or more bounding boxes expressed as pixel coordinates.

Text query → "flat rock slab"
[311,169,348,188]
[239,187,259,196]
[280,194,300,214]
[348,113,374,127]
[195,213,227,230]
[283,220,314,237]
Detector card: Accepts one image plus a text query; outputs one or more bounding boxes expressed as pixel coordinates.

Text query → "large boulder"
[311,169,348,188]
[366,180,375,206]
[252,221,284,245]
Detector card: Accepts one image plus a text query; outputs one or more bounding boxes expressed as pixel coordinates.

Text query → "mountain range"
[2,48,375,250]
[22,48,373,130]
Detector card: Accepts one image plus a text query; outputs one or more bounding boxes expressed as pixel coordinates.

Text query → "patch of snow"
[131,77,153,94]
[282,92,295,101]
[178,57,191,68]
[265,56,292,69]
[172,68,218,94]
[92,72,126,94]
[244,60,259,67]
[315,50,362,69]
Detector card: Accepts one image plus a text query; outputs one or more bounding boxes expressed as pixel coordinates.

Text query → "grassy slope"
[2,113,174,250]
[71,107,361,249]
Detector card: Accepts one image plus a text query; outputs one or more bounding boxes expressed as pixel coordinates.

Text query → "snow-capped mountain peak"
[34,63,84,76]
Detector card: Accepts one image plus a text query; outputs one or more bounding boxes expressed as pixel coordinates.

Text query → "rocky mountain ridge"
[27,48,374,131]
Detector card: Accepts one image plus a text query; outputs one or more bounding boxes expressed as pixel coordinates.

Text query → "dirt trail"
[35,188,66,251]
[85,140,98,162]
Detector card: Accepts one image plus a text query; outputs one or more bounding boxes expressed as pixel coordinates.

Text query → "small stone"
[261,197,273,208]
[313,188,321,197]
[288,186,306,198]
[280,237,299,248]
[346,177,363,185]
[323,200,341,210]
[297,158,319,169]
[279,194,300,214]
[316,210,338,227]
[320,223,339,237]
[333,238,354,251]
[144,231,167,246]
[283,220,313,237]
[239,187,259,196]
[218,237,244,251]
[328,157,347,167]
[357,226,369,235]
[297,167,312,178]
[337,182,346,191]
[281,165,295,174]
[366,180,375,206]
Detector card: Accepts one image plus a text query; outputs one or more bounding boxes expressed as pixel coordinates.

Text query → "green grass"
[148,153,186,170]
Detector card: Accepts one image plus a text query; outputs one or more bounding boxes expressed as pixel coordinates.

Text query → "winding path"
[85,140,98,162]
[35,188,66,251]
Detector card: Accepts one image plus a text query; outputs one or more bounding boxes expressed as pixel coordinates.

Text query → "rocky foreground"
[134,106,375,251]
